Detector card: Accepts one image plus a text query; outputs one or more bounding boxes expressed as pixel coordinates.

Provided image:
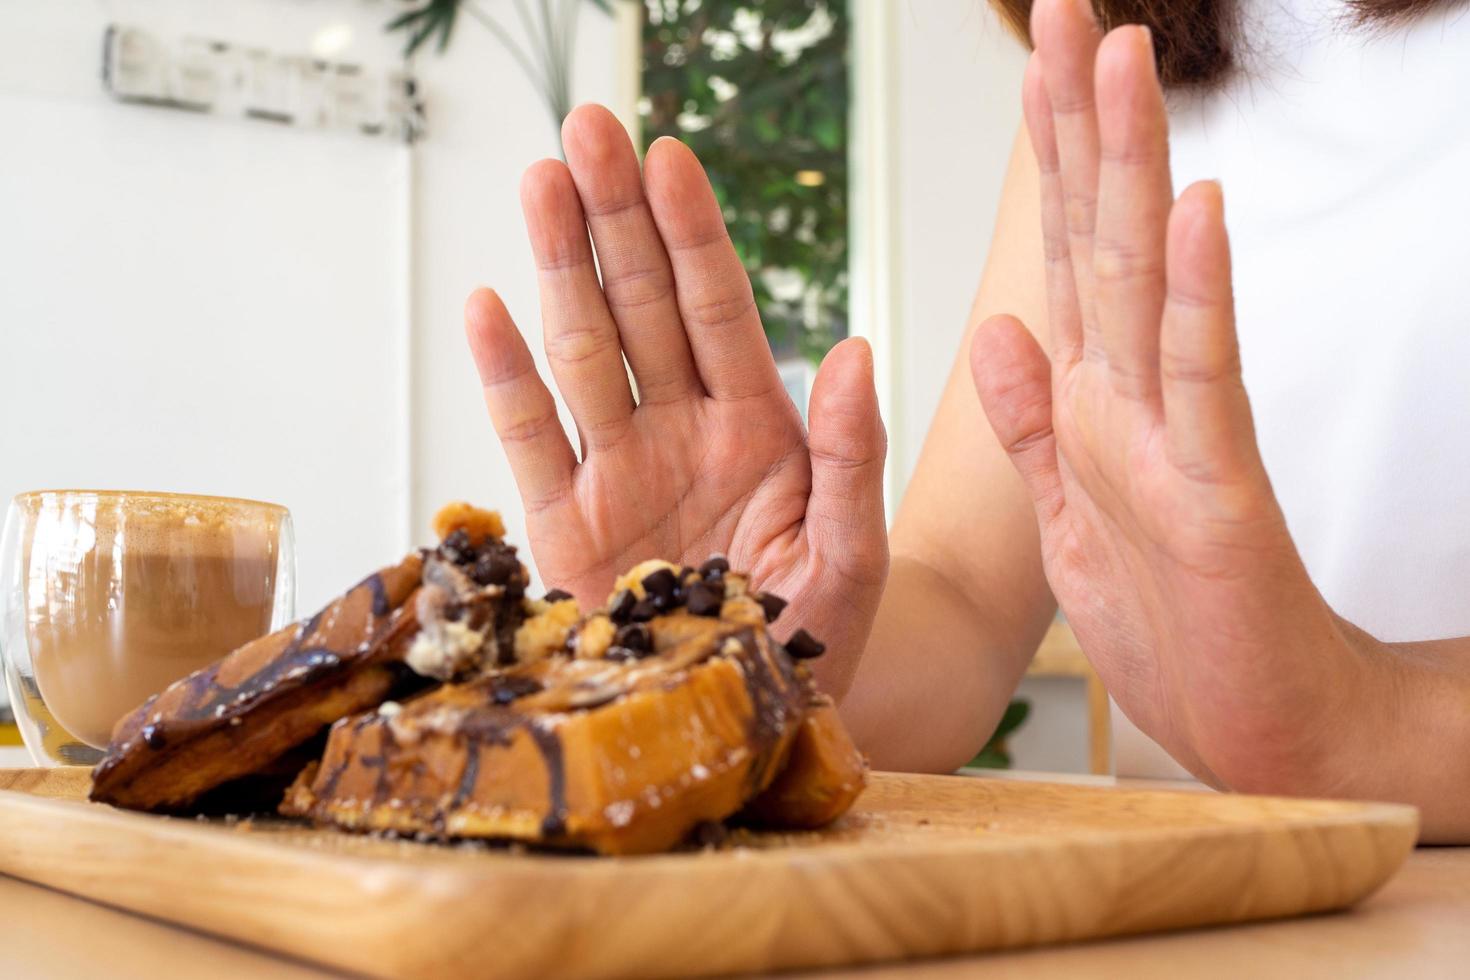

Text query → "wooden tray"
[0,768,1416,979]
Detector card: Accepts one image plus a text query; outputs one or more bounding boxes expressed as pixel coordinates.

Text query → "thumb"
[805,337,888,578]
[970,315,1065,526]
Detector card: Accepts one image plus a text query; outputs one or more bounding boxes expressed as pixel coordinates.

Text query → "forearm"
[839,549,1054,773]
[835,127,1057,772]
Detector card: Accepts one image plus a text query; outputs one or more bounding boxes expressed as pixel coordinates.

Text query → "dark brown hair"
[991,0,1467,87]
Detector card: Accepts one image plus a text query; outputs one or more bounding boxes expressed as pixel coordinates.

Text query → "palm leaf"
[386,0,461,56]
[969,699,1032,769]
[385,0,615,58]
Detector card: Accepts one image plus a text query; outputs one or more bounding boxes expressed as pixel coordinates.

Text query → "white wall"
[0,0,620,612]
[889,0,1027,493]
[406,5,621,592]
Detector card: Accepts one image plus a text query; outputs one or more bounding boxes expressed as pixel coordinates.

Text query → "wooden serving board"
[0,768,1415,979]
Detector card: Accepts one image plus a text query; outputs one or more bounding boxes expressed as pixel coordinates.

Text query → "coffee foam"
[18,491,285,560]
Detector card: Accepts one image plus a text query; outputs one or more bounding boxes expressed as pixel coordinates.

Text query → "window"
[639,1,850,371]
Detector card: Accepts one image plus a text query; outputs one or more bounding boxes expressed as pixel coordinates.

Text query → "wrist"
[1200,605,1386,801]
[1314,617,1397,795]
[1278,614,1395,801]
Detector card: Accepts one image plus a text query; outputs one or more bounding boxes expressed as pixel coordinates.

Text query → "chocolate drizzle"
[190,644,342,730]
[316,755,349,800]
[356,750,391,805]
[733,628,803,795]
[528,721,567,837]
[100,605,339,771]
[490,674,544,704]
[451,743,482,810]
[361,571,391,617]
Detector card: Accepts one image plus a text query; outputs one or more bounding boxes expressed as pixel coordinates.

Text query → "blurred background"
[0,0,1103,774]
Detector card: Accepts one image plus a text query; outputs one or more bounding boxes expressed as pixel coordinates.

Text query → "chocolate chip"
[608,589,637,623]
[614,622,652,654]
[142,724,166,749]
[756,592,788,623]
[698,555,730,580]
[785,629,826,660]
[685,582,722,617]
[629,597,659,622]
[472,548,521,587]
[543,588,573,603]
[440,528,472,564]
[641,567,680,610]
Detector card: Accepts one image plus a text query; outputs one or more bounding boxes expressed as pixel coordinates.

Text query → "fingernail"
[1191,179,1226,214]
[1129,24,1153,58]
[1133,25,1158,78]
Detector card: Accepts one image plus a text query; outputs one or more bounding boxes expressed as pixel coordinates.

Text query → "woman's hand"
[971,0,1384,791]
[464,106,888,697]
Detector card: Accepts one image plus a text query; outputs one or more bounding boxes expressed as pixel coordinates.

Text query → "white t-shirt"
[1114,0,1470,777]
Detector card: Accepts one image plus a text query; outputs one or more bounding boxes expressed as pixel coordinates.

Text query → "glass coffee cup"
[1,490,295,766]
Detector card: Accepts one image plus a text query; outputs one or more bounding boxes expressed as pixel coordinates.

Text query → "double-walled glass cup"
[1,490,295,766]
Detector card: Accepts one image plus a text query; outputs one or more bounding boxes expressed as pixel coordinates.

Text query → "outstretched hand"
[971,0,1377,790]
[465,106,887,697]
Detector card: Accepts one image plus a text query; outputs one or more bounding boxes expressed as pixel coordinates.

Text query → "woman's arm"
[838,129,1058,772]
[964,0,1470,840]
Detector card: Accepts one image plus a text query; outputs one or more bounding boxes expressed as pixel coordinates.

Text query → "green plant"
[386,0,613,148]
[969,699,1031,769]
[641,0,848,362]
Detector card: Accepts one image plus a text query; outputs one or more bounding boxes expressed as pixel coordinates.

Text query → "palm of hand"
[1042,368,1311,782]
[974,3,1351,787]
[465,106,887,697]
[526,395,812,603]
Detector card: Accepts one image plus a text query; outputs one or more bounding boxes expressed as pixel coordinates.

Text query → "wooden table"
[3,770,1467,979]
